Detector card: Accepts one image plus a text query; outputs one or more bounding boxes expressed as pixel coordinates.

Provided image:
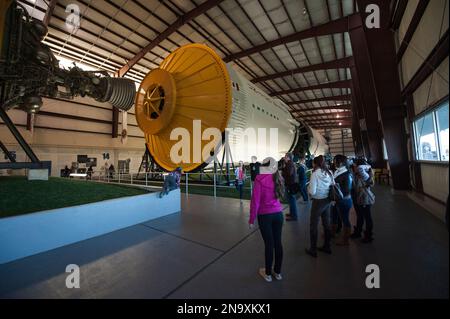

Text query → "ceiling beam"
[402,30,448,96]
[397,0,430,61]
[390,0,408,30]
[310,124,352,128]
[251,57,352,83]
[305,117,352,122]
[305,117,353,123]
[116,0,224,77]
[223,15,356,62]
[269,80,351,96]
[291,104,352,113]
[307,124,353,129]
[287,95,352,105]
[295,111,352,119]
[312,125,352,129]
[42,0,57,27]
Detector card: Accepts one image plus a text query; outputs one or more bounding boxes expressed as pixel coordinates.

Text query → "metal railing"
[75,169,253,198]
[71,168,313,198]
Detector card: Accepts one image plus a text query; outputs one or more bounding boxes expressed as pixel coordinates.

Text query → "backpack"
[329,182,344,202]
[357,184,375,206]
[328,171,344,202]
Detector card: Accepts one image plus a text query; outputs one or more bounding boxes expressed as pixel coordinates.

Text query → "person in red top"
[249,157,285,282]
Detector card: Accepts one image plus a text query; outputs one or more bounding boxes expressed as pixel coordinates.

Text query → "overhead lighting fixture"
[339,122,342,126]
[336,114,340,118]
[336,102,341,106]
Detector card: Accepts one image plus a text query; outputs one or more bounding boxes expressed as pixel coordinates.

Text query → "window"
[436,102,449,161]
[413,100,449,162]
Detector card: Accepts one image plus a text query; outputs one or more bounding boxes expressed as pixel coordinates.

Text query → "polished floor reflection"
[0,186,448,298]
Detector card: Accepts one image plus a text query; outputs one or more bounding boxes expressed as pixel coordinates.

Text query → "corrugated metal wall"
[319,128,355,158]
[397,0,449,204]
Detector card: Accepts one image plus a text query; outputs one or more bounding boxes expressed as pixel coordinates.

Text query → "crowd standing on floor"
[248,153,376,282]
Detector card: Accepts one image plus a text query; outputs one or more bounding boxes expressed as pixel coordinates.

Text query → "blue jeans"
[236,183,244,199]
[299,180,308,201]
[336,197,352,228]
[331,204,342,231]
[355,204,373,235]
[285,190,298,219]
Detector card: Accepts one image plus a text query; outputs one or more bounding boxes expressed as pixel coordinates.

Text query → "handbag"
[358,186,375,206]
[329,181,344,202]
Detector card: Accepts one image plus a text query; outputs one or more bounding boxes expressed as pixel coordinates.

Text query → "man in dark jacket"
[249,156,261,182]
[298,156,308,202]
[282,152,298,221]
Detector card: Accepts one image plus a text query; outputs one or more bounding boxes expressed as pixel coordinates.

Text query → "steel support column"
[0,140,16,162]
[347,42,383,167]
[112,107,119,138]
[349,85,364,157]
[351,1,411,190]
[0,107,39,163]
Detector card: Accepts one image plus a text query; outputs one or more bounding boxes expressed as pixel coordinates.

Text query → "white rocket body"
[224,64,329,162]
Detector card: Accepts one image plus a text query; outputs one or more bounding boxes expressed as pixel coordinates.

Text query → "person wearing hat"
[159,167,182,198]
[249,157,285,282]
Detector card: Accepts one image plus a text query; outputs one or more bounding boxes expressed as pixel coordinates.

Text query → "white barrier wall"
[0,189,181,264]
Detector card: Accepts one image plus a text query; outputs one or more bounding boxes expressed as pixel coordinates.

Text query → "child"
[357,164,372,182]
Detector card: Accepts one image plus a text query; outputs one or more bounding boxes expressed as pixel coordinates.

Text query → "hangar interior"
[0,0,448,299]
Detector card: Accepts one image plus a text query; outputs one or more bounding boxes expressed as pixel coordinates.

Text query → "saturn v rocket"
[135,43,329,172]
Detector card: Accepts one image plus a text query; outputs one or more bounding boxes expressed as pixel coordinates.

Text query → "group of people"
[248,153,376,282]
[159,167,182,198]
[61,164,94,178]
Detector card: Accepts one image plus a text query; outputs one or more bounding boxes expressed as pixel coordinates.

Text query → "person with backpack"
[249,157,285,282]
[329,161,342,237]
[350,159,376,243]
[282,153,299,221]
[333,155,353,246]
[297,156,309,203]
[305,155,334,257]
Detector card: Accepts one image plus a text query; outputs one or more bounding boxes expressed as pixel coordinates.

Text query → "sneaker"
[361,237,374,243]
[272,271,282,280]
[305,248,317,258]
[317,246,332,254]
[350,232,362,239]
[259,268,272,282]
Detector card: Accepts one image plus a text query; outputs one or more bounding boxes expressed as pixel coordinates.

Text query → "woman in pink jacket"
[249,157,285,282]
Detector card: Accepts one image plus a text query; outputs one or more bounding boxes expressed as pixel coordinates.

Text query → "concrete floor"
[0,185,448,299]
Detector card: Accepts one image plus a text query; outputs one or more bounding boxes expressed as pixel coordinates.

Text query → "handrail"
[73,168,313,198]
